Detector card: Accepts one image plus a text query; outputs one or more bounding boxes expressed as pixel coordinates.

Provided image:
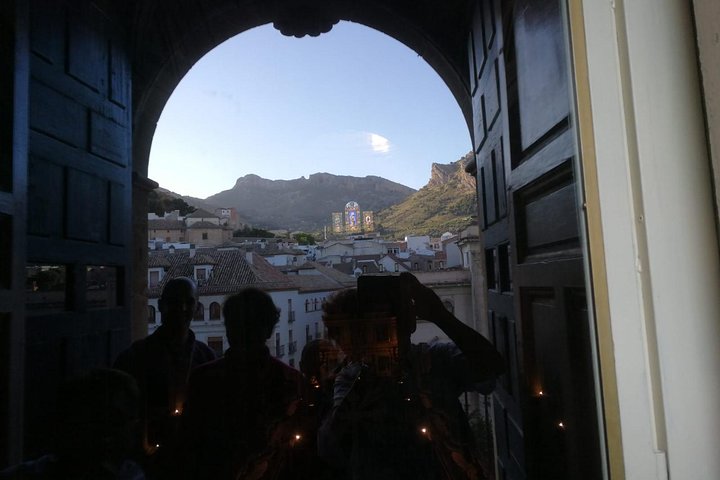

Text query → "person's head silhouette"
[223,287,279,350]
[158,276,198,342]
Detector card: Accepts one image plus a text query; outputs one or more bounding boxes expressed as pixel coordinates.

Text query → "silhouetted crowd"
[1,274,504,480]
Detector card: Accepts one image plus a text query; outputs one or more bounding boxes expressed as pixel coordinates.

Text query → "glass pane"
[26,265,66,315]
[0,214,11,289]
[86,265,119,310]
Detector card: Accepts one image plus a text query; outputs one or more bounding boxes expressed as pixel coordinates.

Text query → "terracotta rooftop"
[288,274,349,293]
[186,208,218,218]
[148,255,172,268]
[189,253,217,265]
[147,248,294,297]
[187,221,223,229]
[148,219,185,230]
[304,261,357,287]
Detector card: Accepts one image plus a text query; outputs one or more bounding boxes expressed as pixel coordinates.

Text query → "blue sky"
[149,22,472,199]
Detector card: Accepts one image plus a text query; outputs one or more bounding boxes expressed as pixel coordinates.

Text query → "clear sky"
[149,21,472,199]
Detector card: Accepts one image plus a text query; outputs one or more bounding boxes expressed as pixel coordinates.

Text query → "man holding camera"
[318,272,504,480]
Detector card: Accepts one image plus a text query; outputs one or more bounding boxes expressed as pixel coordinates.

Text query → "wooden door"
[468,0,603,478]
[23,0,133,456]
[0,0,28,467]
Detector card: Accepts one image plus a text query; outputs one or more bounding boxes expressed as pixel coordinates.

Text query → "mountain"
[200,173,416,232]
[374,152,477,237]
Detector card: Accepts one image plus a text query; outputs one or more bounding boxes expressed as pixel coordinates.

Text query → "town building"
[148,209,234,247]
[5,2,720,478]
[331,201,375,234]
[146,246,354,366]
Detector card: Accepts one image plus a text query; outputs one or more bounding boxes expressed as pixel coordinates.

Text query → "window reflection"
[86,266,119,310]
[26,265,67,315]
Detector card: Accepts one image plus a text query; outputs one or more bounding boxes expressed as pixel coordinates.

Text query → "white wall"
[411,282,473,344]
[405,235,433,255]
[444,240,462,268]
[692,0,720,235]
[149,294,228,352]
[579,0,720,477]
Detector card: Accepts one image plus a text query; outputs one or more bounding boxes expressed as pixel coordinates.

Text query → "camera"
[324,275,416,378]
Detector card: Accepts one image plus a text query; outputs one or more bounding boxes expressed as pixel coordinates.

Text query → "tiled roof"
[288,274,348,293]
[186,208,218,219]
[147,248,293,298]
[187,221,222,229]
[148,255,172,268]
[352,254,383,261]
[189,253,217,265]
[259,248,306,256]
[308,262,356,284]
[245,252,296,290]
[148,219,185,230]
[332,262,357,276]
[384,253,406,264]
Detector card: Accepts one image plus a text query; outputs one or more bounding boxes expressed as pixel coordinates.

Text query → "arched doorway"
[129,2,604,478]
[10,1,606,477]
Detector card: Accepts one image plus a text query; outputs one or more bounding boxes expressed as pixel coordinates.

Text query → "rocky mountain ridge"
[159,153,476,235]
[375,152,477,237]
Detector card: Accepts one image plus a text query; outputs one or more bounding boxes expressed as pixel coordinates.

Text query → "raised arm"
[399,272,505,381]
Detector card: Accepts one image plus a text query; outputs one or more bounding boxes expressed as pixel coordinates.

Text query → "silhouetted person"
[318,273,505,480]
[300,339,344,420]
[113,277,216,465]
[0,369,144,480]
[178,288,303,480]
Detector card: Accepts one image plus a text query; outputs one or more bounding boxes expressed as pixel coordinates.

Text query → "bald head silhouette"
[158,276,198,342]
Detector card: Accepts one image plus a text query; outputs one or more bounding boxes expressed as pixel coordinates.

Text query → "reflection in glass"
[26,265,66,315]
[86,266,118,310]
[0,214,11,289]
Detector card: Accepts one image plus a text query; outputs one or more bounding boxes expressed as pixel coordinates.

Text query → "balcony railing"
[288,310,296,323]
[275,344,285,357]
[288,341,297,355]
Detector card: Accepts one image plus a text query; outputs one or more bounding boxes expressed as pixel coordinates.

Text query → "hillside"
[375,152,477,237]
[200,173,415,232]
[154,157,477,236]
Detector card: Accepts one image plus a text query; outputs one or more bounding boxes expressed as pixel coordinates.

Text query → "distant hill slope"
[155,158,476,236]
[375,152,477,237]
[197,173,416,232]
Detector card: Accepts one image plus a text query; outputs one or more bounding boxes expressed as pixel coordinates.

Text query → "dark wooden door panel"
[470,0,602,478]
[510,0,570,160]
[0,0,28,466]
[23,0,133,457]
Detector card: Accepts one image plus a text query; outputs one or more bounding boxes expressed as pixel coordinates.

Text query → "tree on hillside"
[292,232,316,245]
[233,226,276,238]
[148,190,197,216]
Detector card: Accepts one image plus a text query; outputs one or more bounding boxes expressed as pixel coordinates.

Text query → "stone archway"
[130,0,476,177]
[127,0,478,340]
